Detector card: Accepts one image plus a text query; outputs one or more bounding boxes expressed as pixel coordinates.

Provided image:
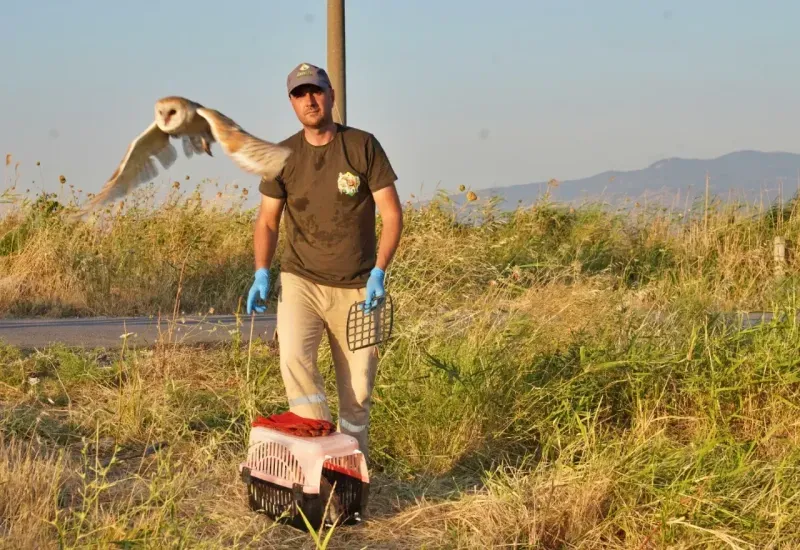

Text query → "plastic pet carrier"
[239,423,370,530]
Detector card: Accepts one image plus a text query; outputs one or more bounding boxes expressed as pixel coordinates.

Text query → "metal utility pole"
[327,0,346,125]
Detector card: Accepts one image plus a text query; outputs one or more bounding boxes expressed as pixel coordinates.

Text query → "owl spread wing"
[74,122,177,218]
[195,107,292,181]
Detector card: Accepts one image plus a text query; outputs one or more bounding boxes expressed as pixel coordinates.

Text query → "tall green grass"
[1,180,799,548]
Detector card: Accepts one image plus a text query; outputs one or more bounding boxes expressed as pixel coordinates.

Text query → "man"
[246,62,403,465]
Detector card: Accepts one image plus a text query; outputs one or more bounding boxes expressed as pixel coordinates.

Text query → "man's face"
[289,84,335,128]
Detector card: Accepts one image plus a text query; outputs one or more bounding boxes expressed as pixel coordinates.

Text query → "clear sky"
[3,1,800,206]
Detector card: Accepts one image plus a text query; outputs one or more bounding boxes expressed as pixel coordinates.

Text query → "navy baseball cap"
[287,62,332,94]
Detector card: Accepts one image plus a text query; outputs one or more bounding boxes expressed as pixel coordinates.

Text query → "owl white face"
[154,97,192,133]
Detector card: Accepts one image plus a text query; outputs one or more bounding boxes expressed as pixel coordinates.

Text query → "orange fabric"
[252,411,336,437]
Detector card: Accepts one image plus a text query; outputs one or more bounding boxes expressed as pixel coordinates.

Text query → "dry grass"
[356,460,618,548]
[2,178,800,548]
[0,436,69,549]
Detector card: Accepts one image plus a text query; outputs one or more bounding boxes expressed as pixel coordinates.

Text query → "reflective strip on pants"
[288,393,327,408]
[339,417,367,433]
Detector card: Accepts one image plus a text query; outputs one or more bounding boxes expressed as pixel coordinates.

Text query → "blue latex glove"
[246,267,270,314]
[362,267,385,313]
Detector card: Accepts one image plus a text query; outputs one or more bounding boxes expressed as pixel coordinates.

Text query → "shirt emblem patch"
[337,171,361,196]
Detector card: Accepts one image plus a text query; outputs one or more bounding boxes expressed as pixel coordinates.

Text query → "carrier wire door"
[346,294,394,352]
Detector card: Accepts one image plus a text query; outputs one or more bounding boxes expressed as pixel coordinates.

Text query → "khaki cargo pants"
[275,271,379,464]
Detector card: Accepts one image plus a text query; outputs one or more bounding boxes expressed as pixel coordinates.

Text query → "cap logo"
[296,63,313,77]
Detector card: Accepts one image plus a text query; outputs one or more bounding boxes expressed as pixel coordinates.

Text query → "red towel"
[252,411,336,437]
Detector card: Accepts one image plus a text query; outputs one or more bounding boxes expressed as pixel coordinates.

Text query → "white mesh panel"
[323,453,363,478]
[248,441,305,485]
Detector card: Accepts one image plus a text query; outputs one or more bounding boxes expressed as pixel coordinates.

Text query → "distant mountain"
[450,150,800,211]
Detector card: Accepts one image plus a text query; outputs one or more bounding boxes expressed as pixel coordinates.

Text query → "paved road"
[708,310,796,328]
[0,314,277,349]
[0,309,793,350]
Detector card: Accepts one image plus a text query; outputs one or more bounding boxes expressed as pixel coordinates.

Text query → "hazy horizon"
[4,1,800,208]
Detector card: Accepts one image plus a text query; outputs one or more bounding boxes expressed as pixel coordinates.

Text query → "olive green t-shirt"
[258,124,398,288]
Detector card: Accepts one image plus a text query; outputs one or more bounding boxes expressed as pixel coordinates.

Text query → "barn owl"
[71,96,292,218]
